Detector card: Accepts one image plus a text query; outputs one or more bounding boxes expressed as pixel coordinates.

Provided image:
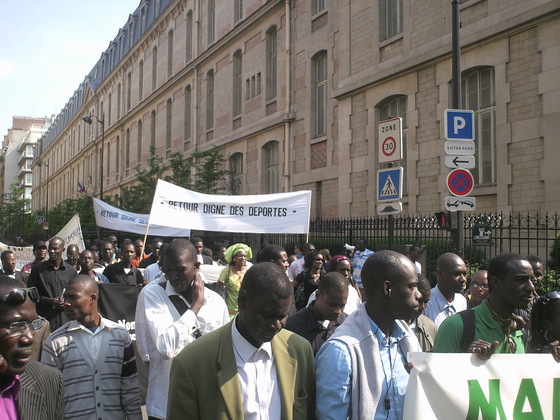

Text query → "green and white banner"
[404,352,560,419]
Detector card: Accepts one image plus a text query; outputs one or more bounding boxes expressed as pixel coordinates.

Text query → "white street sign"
[377,201,403,216]
[445,155,475,169]
[378,117,403,164]
[445,196,477,211]
[445,141,475,156]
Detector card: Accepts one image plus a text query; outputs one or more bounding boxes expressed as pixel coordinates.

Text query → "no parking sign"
[447,169,474,197]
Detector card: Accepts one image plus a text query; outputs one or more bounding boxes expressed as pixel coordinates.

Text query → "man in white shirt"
[288,243,316,280]
[135,239,229,420]
[167,262,316,419]
[424,252,468,327]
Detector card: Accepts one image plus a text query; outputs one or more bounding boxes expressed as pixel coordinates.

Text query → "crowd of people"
[0,234,558,419]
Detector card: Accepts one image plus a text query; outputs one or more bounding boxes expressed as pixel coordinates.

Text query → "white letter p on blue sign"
[444,109,474,141]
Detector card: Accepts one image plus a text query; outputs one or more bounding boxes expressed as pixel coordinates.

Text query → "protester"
[315,250,421,419]
[289,243,316,279]
[528,291,560,361]
[215,246,228,266]
[407,274,438,352]
[285,271,348,355]
[424,252,468,327]
[103,242,144,285]
[21,241,48,275]
[167,262,316,419]
[42,275,142,419]
[294,251,325,310]
[0,277,65,419]
[258,244,296,314]
[79,250,109,284]
[27,237,77,330]
[138,237,163,269]
[218,243,253,318]
[64,244,80,270]
[131,239,145,268]
[467,269,489,309]
[97,240,117,269]
[527,255,544,295]
[407,245,424,274]
[0,250,26,283]
[135,239,228,420]
[191,237,215,265]
[351,239,374,291]
[434,253,534,357]
[143,243,168,284]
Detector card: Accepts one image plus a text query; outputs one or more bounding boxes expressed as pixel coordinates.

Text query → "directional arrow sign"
[445,155,475,169]
[445,196,477,211]
[445,141,475,156]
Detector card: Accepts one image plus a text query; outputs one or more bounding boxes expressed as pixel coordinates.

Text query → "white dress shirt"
[423,284,467,327]
[143,262,163,283]
[288,258,305,281]
[306,284,362,315]
[135,278,229,419]
[231,318,281,420]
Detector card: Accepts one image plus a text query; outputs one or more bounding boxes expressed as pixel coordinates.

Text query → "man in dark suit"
[168,262,316,419]
[191,237,215,265]
[0,276,64,419]
[0,250,27,284]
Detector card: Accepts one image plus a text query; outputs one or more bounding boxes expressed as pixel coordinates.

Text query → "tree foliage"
[0,181,38,243]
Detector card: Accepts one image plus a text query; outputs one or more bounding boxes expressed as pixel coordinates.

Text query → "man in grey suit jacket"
[168,262,316,419]
[0,276,64,419]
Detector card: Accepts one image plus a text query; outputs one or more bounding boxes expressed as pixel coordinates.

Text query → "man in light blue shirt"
[351,239,374,291]
[315,250,421,420]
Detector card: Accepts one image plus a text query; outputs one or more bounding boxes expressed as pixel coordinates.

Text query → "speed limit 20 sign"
[378,117,403,164]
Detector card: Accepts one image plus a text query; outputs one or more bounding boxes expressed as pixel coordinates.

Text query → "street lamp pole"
[82,113,105,201]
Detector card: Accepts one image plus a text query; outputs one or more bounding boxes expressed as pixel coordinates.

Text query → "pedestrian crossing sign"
[377,167,403,202]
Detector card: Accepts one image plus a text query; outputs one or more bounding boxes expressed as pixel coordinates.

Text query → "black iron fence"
[192,212,560,289]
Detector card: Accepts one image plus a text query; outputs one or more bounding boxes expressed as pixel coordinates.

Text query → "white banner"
[404,353,560,419]
[93,198,191,237]
[149,179,311,234]
[0,242,34,270]
[53,214,86,256]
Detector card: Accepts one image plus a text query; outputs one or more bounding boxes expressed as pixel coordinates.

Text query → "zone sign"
[378,117,403,164]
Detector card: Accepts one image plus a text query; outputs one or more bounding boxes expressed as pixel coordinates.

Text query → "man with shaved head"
[42,275,142,419]
[424,252,468,327]
[315,250,421,419]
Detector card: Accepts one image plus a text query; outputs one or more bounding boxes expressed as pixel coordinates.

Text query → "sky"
[0,0,141,138]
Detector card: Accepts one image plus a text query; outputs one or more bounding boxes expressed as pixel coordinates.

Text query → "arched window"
[126,72,132,111]
[312,51,327,138]
[186,11,193,61]
[137,119,143,166]
[233,50,243,117]
[150,110,156,150]
[152,46,158,91]
[139,60,144,101]
[166,99,172,156]
[167,29,174,78]
[461,67,496,185]
[379,95,408,193]
[206,70,214,130]
[266,26,277,101]
[184,85,192,147]
[208,0,215,44]
[125,128,130,170]
[263,141,279,193]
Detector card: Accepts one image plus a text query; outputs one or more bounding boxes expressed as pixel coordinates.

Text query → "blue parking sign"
[377,168,403,202]
[444,109,474,141]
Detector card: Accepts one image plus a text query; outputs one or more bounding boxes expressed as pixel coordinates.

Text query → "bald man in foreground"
[42,275,141,419]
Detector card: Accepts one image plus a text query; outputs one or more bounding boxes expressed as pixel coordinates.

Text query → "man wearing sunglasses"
[434,253,535,358]
[27,237,78,330]
[0,277,65,419]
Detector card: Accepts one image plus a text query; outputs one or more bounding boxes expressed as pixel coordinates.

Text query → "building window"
[137,119,143,165]
[380,0,403,40]
[234,0,243,23]
[116,136,120,174]
[184,86,192,144]
[313,51,327,138]
[462,67,496,186]
[117,83,121,119]
[167,29,174,78]
[229,153,243,194]
[127,72,132,111]
[312,0,327,15]
[152,46,158,91]
[141,6,146,32]
[233,50,243,117]
[155,0,161,15]
[266,27,277,101]
[107,142,111,177]
[263,141,279,193]
[125,128,130,170]
[139,60,144,101]
[186,11,193,61]
[108,93,112,126]
[379,95,408,193]
[129,18,135,48]
[150,110,156,149]
[208,0,215,44]
[166,99,172,155]
[206,70,214,130]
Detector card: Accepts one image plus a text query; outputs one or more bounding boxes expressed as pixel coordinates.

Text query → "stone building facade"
[32,0,560,218]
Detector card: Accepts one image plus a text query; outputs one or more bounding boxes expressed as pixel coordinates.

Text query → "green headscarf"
[223,243,253,264]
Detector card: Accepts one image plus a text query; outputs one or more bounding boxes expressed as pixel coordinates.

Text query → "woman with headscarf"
[218,243,253,318]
